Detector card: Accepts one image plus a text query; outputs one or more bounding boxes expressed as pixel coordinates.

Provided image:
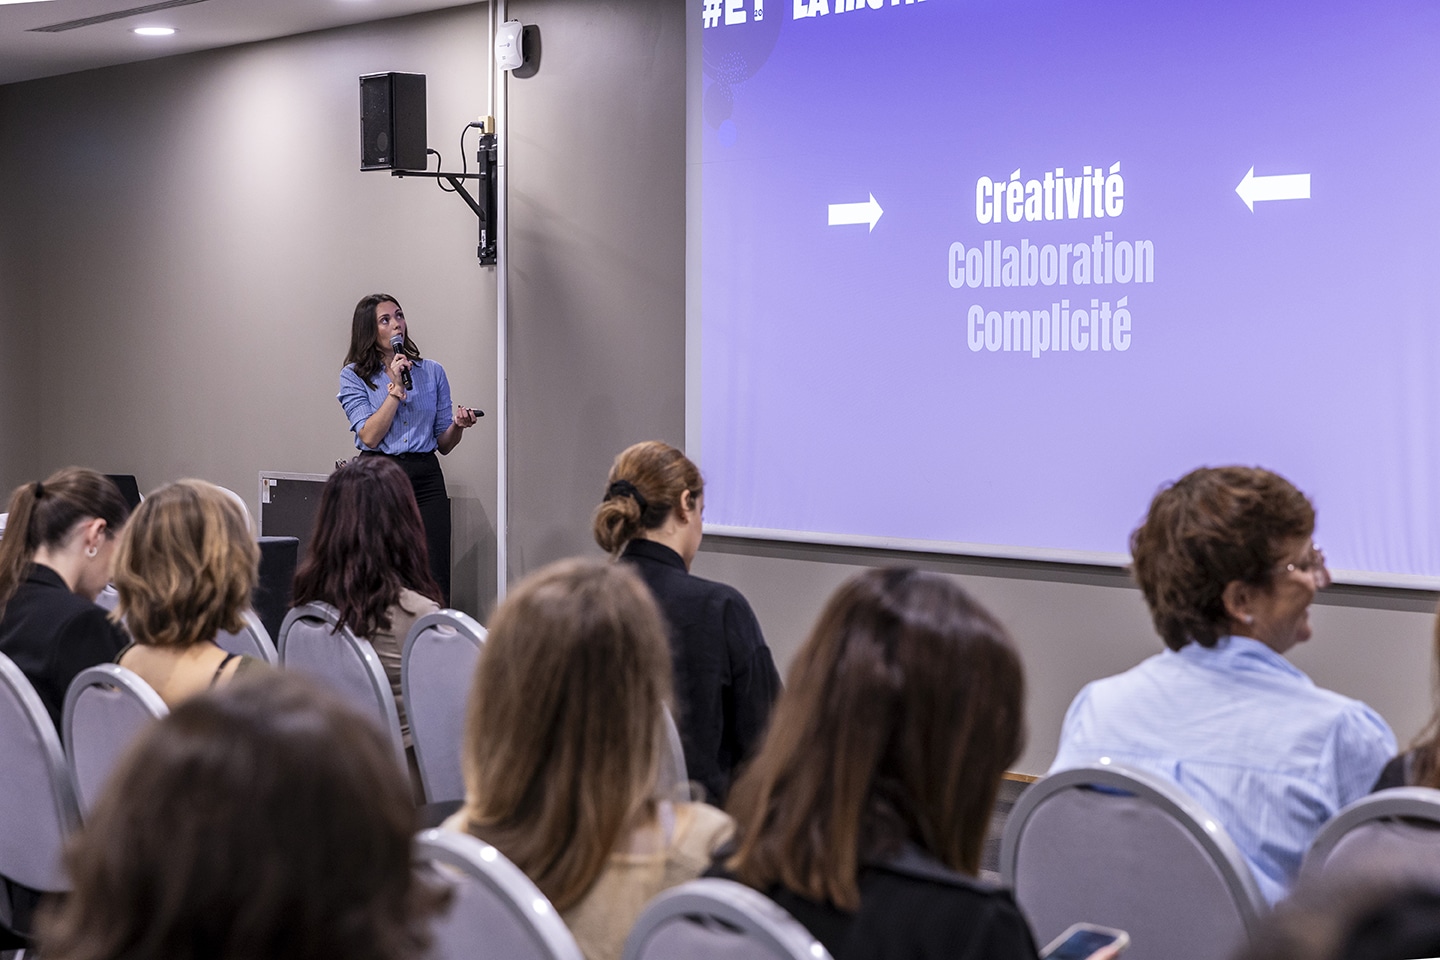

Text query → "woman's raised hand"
[385,352,411,401]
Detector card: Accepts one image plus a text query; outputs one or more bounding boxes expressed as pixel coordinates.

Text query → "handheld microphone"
[389,335,413,390]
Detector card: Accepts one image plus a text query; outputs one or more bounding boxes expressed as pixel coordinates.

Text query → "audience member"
[720,567,1036,960]
[1235,878,1440,960]
[447,558,733,960]
[38,671,446,960]
[0,468,131,729]
[112,479,265,705]
[593,440,780,805]
[292,456,442,791]
[1049,465,1395,903]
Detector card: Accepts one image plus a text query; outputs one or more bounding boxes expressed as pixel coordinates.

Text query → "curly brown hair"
[1130,466,1315,651]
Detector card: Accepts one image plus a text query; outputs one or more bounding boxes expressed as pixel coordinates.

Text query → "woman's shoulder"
[852,855,1037,957]
[397,587,442,616]
[671,802,736,865]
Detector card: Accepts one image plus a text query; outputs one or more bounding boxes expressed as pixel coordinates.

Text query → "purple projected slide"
[693,0,1440,582]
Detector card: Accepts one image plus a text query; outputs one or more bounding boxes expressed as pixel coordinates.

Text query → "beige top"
[442,802,734,960]
[369,588,441,743]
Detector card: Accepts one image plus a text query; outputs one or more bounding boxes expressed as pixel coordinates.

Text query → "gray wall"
[0,6,499,614]
[1,0,1433,774]
[502,0,1437,774]
[505,0,688,576]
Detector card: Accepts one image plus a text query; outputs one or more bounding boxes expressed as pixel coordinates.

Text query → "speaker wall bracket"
[388,133,499,265]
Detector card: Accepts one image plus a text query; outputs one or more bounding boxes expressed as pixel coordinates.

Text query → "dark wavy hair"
[38,672,447,960]
[292,457,442,640]
[1130,466,1315,651]
[726,568,1025,911]
[344,293,422,389]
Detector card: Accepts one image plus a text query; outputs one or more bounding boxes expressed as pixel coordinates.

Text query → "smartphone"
[463,406,485,418]
[1040,923,1130,960]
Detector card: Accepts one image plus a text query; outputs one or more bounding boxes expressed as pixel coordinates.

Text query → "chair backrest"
[216,609,279,664]
[402,610,486,804]
[63,664,169,819]
[278,602,406,770]
[1300,787,1440,889]
[415,828,584,960]
[94,583,120,612]
[622,878,833,960]
[658,706,690,804]
[0,652,81,892]
[999,763,1264,960]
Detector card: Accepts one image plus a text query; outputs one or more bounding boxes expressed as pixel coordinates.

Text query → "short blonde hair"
[459,558,672,911]
[114,480,258,648]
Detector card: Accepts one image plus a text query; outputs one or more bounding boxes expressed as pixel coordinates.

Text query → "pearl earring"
[1243,614,1254,624]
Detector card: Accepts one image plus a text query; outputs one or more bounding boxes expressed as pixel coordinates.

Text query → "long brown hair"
[0,468,130,616]
[39,672,446,960]
[113,480,258,648]
[292,457,441,639]
[459,558,672,910]
[725,568,1025,911]
[1405,607,1440,787]
[592,441,704,555]
[344,294,422,389]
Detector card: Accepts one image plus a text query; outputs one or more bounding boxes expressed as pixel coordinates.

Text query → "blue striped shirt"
[1049,635,1396,904]
[338,359,453,454]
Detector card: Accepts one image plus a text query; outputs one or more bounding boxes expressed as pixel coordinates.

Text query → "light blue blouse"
[1049,634,1396,904]
[338,359,453,454]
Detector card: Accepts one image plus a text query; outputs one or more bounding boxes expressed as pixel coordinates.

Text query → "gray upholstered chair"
[415,828,583,960]
[402,610,486,803]
[215,609,279,664]
[278,602,406,770]
[622,877,832,960]
[658,707,690,804]
[62,664,168,818]
[0,652,81,899]
[999,762,1264,960]
[1300,786,1440,889]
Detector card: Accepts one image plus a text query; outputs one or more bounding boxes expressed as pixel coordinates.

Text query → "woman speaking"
[338,294,477,604]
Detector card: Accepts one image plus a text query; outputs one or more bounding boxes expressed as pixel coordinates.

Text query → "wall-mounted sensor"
[495,19,525,71]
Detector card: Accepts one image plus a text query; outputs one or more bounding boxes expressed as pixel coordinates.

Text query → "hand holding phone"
[1040,923,1130,960]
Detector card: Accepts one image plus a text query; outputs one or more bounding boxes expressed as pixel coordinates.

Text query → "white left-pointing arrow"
[1236,166,1310,212]
[828,193,883,232]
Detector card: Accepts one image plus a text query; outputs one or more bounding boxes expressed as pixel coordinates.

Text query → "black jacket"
[0,564,129,731]
[715,847,1040,960]
[621,539,780,805]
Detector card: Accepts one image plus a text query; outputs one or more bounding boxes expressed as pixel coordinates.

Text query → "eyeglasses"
[1280,544,1330,589]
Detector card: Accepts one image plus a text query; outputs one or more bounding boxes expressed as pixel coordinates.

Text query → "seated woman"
[720,567,1036,960]
[0,468,131,729]
[593,441,780,805]
[38,672,446,960]
[291,455,442,775]
[447,558,733,960]
[1050,465,1396,904]
[113,479,265,706]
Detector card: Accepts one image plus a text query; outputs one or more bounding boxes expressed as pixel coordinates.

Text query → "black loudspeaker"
[360,72,427,171]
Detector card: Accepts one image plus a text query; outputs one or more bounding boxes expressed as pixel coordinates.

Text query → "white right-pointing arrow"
[1236,166,1310,212]
[827,193,884,232]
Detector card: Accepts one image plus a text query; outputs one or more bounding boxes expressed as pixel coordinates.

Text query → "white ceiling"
[0,0,483,86]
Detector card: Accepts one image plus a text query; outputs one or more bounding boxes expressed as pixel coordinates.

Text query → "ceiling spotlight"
[132,26,176,36]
